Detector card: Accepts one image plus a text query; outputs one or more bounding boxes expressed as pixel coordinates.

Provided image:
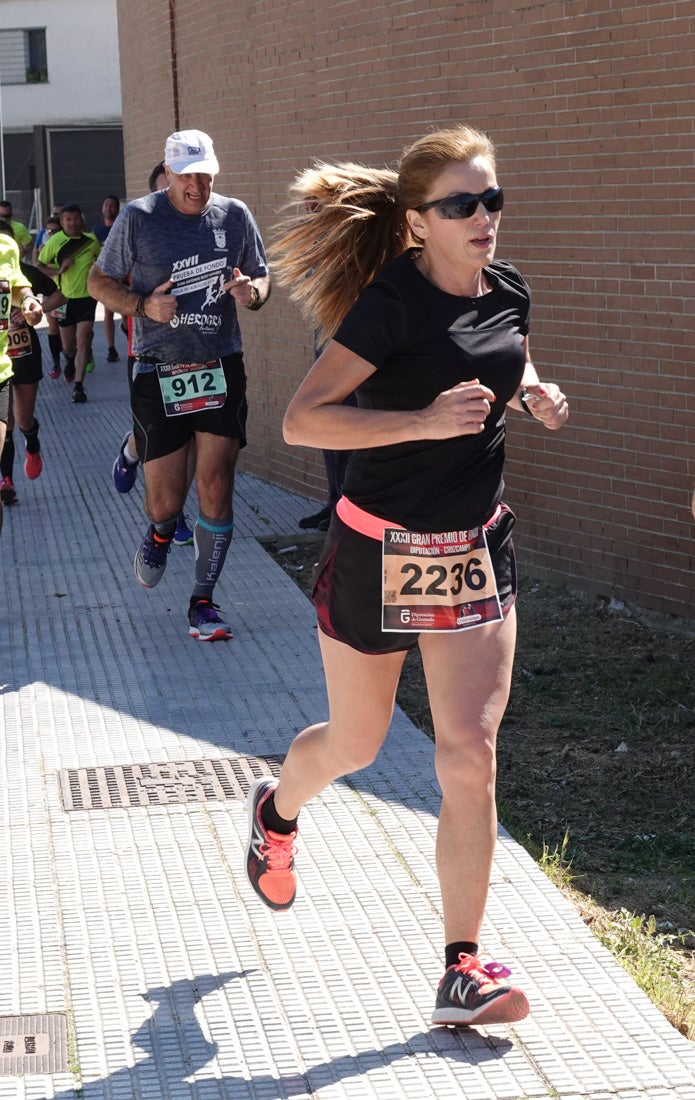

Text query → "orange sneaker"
[245,777,297,911]
[431,953,530,1027]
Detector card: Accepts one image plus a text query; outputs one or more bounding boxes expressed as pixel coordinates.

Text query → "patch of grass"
[537,828,576,892]
[591,910,695,1039]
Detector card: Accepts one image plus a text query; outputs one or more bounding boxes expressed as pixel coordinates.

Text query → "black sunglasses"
[416,187,504,220]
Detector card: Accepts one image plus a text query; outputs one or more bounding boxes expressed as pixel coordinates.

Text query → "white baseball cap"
[164,129,219,176]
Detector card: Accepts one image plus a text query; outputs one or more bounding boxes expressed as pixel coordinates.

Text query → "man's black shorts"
[131,352,248,463]
[58,297,97,327]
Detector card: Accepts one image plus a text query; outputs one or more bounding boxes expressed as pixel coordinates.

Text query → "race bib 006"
[7,322,31,358]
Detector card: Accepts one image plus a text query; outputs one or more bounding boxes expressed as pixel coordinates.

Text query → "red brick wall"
[116,0,695,618]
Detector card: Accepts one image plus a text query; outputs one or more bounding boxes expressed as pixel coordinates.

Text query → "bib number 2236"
[382,525,503,632]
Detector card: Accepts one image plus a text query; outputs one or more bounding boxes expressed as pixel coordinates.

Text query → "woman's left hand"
[523,382,569,430]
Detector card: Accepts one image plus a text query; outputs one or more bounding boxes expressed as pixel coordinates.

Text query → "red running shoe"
[25,451,43,480]
[245,777,297,911]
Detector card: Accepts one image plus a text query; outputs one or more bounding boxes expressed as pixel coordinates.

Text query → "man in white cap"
[87,129,270,640]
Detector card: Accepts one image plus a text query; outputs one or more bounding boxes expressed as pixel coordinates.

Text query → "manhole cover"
[58,753,283,811]
[0,1014,68,1076]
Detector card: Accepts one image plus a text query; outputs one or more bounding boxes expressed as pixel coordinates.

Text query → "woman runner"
[246,125,569,1027]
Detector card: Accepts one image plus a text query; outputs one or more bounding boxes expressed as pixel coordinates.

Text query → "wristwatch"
[518,386,537,418]
[246,285,261,311]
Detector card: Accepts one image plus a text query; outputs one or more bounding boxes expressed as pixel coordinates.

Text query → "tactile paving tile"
[0,314,694,1099]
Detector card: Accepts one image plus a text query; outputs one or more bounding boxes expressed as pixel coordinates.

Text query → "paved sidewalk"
[1,317,694,1099]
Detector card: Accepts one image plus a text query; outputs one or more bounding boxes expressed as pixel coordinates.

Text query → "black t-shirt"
[93,222,112,244]
[10,262,57,369]
[23,261,56,298]
[334,250,531,530]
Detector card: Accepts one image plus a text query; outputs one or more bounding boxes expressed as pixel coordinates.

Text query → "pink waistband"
[335,496,503,542]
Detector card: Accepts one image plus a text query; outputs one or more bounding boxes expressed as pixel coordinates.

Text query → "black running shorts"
[130,352,248,464]
[9,343,42,385]
[312,505,517,655]
[58,297,97,327]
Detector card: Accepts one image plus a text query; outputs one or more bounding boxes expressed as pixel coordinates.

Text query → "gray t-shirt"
[95,190,269,363]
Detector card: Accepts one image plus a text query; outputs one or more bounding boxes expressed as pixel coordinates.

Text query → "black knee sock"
[260,791,298,835]
[48,333,62,365]
[445,941,479,969]
[0,431,14,478]
[20,418,40,454]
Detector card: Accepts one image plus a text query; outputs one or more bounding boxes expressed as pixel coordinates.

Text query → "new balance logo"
[450,975,473,1005]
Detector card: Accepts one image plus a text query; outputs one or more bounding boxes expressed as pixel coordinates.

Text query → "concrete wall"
[115,0,695,619]
[1,0,121,128]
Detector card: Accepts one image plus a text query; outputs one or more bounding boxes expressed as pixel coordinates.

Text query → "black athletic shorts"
[130,352,248,464]
[9,356,42,385]
[312,504,517,655]
[58,297,97,327]
[8,334,42,385]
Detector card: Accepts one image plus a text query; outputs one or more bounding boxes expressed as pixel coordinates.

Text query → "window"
[0,28,48,84]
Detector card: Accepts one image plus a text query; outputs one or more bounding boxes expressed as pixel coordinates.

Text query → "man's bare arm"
[87,264,176,323]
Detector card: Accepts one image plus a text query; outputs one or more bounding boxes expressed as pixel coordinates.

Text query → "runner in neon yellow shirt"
[38,204,100,402]
[0,226,43,531]
[0,200,33,259]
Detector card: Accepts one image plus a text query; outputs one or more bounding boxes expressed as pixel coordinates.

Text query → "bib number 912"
[169,370,217,398]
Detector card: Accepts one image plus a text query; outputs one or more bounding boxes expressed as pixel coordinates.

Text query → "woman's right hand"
[420,379,496,439]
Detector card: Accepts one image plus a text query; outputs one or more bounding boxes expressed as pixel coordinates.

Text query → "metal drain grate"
[58,754,283,811]
[0,1014,68,1076]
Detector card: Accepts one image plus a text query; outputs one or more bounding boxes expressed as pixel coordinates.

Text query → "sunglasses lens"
[437,189,504,219]
[438,197,477,219]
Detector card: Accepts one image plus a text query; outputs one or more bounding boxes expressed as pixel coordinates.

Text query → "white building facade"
[0,0,124,228]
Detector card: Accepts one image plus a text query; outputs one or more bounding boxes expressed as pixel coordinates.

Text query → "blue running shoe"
[173,512,194,546]
[188,599,233,641]
[113,433,139,493]
[134,525,172,588]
